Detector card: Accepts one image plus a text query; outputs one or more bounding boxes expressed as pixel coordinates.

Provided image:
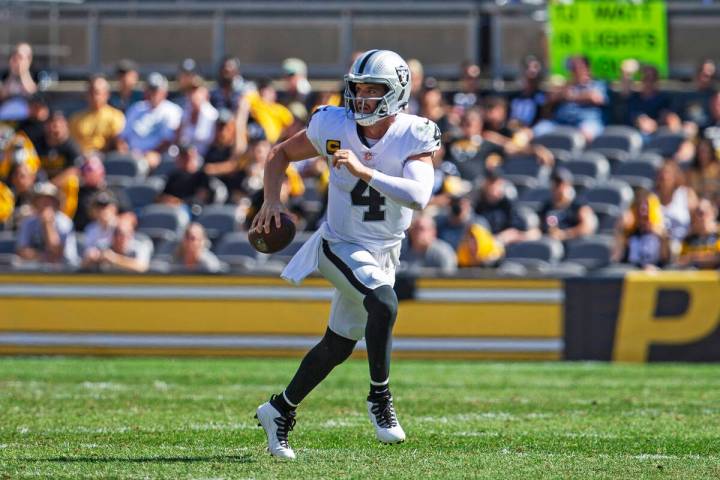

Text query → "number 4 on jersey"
[351,179,386,221]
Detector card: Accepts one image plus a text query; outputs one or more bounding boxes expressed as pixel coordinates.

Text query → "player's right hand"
[250,201,284,234]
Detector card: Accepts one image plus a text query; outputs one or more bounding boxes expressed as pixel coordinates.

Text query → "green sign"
[548,0,668,80]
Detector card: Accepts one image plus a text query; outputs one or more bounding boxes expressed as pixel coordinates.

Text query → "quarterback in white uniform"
[252,49,440,460]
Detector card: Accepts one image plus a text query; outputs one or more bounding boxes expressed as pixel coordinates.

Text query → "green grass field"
[0,357,719,479]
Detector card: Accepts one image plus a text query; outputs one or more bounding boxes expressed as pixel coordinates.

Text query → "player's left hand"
[332,149,372,180]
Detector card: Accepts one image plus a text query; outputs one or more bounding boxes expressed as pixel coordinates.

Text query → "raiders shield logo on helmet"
[395,65,409,87]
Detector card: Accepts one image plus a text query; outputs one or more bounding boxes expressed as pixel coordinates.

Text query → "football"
[248,212,296,253]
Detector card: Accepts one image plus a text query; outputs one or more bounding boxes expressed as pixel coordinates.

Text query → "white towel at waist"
[280,224,326,285]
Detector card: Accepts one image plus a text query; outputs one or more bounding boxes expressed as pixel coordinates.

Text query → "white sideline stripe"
[0,284,562,303]
[0,285,335,301]
[0,333,563,352]
[415,289,563,303]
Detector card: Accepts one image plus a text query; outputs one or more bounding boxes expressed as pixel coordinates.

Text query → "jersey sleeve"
[305,105,330,156]
[409,117,442,157]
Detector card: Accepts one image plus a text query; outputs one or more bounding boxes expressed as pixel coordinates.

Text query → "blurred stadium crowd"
[0,42,719,276]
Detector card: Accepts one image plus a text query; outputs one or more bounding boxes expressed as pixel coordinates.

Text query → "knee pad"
[363,285,398,324]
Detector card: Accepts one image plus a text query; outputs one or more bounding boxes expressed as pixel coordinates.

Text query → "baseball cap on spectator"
[179,58,197,74]
[32,182,60,206]
[282,58,307,77]
[216,108,234,125]
[91,190,117,208]
[116,59,138,75]
[551,167,573,185]
[146,72,168,91]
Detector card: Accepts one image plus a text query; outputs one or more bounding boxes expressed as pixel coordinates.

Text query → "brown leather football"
[248,212,297,253]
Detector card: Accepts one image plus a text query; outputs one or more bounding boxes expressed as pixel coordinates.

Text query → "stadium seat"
[137,204,190,243]
[123,179,164,211]
[593,205,623,234]
[591,263,638,276]
[548,148,573,164]
[631,151,664,167]
[564,156,610,191]
[532,126,586,155]
[502,237,564,270]
[502,155,550,192]
[643,130,686,158]
[589,125,643,157]
[150,156,177,179]
[585,180,634,213]
[300,178,326,216]
[563,235,614,270]
[104,153,148,187]
[152,238,179,261]
[586,147,631,165]
[0,231,15,265]
[214,231,258,270]
[612,161,659,190]
[514,206,540,231]
[196,204,240,241]
[517,186,551,211]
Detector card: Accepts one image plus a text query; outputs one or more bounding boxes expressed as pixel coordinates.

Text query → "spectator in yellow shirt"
[247,79,294,144]
[70,75,125,153]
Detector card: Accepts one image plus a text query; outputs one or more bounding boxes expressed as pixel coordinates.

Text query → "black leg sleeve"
[283,327,357,405]
[363,285,398,384]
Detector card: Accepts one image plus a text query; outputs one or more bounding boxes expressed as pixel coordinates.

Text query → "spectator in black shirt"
[473,167,540,246]
[34,110,82,184]
[539,168,596,242]
[674,59,716,129]
[158,144,210,208]
[446,107,504,182]
[203,107,251,197]
[483,96,513,138]
[621,63,670,138]
[509,55,546,129]
[449,61,481,113]
[16,93,48,150]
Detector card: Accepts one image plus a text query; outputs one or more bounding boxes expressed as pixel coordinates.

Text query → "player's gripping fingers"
[249,210,262,233]
[272,210,281,231]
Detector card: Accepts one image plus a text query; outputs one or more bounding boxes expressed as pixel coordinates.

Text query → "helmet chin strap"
[355,115,379,127]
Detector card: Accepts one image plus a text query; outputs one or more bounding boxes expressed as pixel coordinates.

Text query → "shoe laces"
[369,394,398,428]
[269,395,296,448]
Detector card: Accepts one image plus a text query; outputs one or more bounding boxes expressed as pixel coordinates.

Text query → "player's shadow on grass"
[27,454,254,464]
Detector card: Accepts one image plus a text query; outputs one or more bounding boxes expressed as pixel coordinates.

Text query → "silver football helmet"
[344,49,411,126]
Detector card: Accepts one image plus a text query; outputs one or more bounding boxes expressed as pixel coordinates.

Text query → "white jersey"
[306,106,440,251]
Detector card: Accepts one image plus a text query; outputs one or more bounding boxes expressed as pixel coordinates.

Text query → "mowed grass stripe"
[0,358,719,479]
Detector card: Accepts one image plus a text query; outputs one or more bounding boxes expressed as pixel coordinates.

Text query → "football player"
[251,49,440,459]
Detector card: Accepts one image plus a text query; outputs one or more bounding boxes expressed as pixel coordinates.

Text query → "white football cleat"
[255,396,297,460]
[367,393,406,444]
